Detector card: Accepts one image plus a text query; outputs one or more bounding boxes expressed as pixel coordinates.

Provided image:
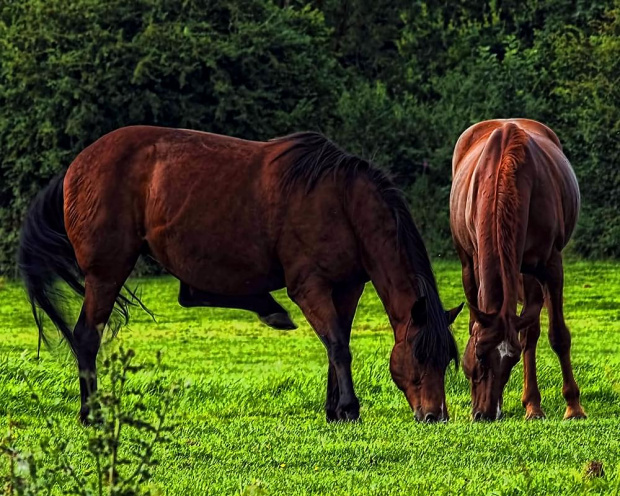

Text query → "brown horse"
[19,126,462,424]
[450,118,586,421]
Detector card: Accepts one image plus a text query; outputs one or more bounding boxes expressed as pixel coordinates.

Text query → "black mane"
[273,132,458,368]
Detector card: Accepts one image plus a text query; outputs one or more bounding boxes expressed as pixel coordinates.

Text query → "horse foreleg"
[288,278,361,422]
[325,282,365,421]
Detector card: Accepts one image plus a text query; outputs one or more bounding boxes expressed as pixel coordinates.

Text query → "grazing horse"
[450,118,586,421]
[19,126,462,424]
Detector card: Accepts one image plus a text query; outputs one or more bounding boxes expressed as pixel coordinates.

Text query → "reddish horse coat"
[20,127,461,423]
[450,118,585,420]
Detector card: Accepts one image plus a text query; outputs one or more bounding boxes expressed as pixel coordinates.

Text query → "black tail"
[18,174,149,356]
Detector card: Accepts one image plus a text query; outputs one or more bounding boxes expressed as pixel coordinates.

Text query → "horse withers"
[450,118,585,421]
[19,127,462,424]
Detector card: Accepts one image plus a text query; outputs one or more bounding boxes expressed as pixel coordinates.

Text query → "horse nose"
[414,409,424,422]
[424,413,438,423]
[473,411,483,422]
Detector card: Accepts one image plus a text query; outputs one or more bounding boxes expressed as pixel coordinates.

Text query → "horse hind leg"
[544,251,586,420]
[178,283,297,330]
[75,257,139,423]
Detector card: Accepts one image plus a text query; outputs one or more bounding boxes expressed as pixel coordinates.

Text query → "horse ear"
[513,301,543,331]
[411,297,428,326]
[475,329,504,358]
[469,305,498,329]
[446,302,465,325]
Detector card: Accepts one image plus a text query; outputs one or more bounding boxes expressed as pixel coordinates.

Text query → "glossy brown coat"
[21,126,461,423]
[450,118,585,421]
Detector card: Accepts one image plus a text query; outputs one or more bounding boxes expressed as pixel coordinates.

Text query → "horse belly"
[148,230,285,295]
[144,159,282,295]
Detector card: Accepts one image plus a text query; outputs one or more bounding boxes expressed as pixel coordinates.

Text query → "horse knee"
[328,343,352,365]
[549,327,571,355]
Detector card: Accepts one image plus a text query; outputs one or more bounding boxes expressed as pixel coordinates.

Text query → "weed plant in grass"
[0,348,180,495]
[0,261,619,494]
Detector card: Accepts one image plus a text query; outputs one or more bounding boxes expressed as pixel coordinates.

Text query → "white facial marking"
[496,403,502,420]
[496,340,516,360]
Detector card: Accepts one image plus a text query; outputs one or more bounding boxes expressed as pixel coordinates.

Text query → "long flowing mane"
[272,132,458,368]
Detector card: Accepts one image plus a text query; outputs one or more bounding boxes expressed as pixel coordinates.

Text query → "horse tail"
[494,123,528,310]
[18,174,153,356]
[18,174,83,354]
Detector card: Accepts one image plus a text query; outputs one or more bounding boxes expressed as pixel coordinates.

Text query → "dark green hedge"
[2,0,619,275]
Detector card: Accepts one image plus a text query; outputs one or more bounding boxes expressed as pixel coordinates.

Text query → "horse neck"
[346,179,431,338]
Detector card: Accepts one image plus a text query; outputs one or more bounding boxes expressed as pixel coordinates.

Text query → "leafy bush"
[0,348,182,495]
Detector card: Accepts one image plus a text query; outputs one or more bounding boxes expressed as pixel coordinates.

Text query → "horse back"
[63,126,289,291]
[451,119,579,265]
[63,126,368,294]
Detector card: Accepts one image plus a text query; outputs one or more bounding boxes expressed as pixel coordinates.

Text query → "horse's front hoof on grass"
[326,408,338,422]
[259,313,297,330]
[525,406,546,420]
[564,405,587,420]
[337,403,360,422]
[80,406,103,426]
[326,403,360,422]
[79,406,92,426]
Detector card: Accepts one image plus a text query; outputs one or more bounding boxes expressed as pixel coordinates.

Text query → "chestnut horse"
[19,126,462,424]
[450,118,585,421]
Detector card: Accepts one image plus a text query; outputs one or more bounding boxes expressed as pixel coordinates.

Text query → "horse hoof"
[325,403,360,422]
[525,406,546,420]
[79,408,92,426]
[259,313,297,330]
[326,409,338,422]
[80,407,103,426]
[564,405,587,420]
[336,404,360,422]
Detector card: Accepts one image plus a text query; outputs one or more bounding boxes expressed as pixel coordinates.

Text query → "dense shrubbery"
[1,0,619,274]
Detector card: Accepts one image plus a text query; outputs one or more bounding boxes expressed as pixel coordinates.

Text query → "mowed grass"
[0,260,619,495]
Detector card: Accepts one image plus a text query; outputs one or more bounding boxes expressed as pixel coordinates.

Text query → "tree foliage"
[1,0,619,274]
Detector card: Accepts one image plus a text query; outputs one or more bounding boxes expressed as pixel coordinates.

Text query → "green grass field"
[1,261,619,495]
